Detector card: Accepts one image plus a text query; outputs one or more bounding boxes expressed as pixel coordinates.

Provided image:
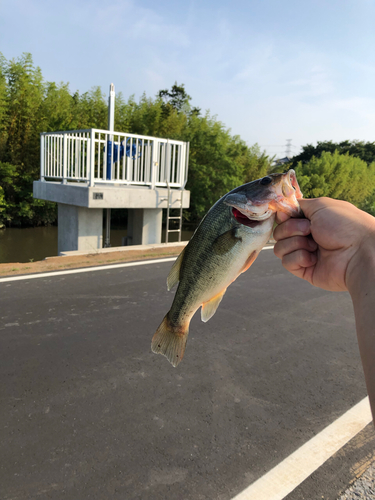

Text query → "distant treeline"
[285,141,375,215]
[1,53,375,228]
[0,53,271,227]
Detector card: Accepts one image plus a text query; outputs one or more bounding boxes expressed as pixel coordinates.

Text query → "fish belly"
[177,221,273,323]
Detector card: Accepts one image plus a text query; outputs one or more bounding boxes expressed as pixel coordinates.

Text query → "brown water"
[0,226,194,264]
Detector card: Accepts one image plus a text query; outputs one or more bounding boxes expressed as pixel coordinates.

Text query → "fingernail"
[297,219,310,233]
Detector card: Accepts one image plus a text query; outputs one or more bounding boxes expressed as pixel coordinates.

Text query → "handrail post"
[62,133,67,184]
[89,129,95,187]
[40,134,45,181]
[151,139,158,189]
[185,141,190,186]
[166,139,171,185]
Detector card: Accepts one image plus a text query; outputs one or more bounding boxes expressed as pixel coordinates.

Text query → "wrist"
[346,231,375,299]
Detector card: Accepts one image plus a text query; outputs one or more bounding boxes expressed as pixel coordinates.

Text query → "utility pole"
[285,139,292,158]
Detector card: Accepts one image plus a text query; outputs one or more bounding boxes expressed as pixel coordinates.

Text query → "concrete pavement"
[0,250,373,499]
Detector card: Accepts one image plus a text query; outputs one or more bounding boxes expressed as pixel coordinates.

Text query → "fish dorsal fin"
[167,248,186,291]
[212,227,242,255]
[201,288,227,323]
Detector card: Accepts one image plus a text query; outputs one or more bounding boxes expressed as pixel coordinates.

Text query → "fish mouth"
[225,169,303,223]
[232,208,265,228]
[271,169,303,217]
[288,169,303,200]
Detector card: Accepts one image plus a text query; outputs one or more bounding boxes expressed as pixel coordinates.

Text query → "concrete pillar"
[58,204,103,255]
[127,208,163,245]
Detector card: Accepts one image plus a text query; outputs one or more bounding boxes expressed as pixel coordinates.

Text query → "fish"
[151,169,303,367]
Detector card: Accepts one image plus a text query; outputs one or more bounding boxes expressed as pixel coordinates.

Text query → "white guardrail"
[40,129,189,189]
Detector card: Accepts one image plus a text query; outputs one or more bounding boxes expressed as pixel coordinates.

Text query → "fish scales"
[152,170,303,367]
[169,205,271,325]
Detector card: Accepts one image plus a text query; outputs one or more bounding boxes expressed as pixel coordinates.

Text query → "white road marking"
[0,246,275,283]
[231,397,372,500]
[0,258,177,283]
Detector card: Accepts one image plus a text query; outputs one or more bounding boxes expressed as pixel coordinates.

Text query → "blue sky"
[2,0,375,159]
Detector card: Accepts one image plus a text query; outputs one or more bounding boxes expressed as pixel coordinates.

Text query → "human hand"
[273,197,375,292]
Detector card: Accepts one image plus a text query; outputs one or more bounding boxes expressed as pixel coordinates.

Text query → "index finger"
[273,218,311,241]
[275,211,291,224]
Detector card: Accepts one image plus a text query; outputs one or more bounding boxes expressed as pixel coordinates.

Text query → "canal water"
[0,226,195,264]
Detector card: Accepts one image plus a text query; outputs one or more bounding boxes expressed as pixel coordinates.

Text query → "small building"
[33,127,190,254]
[273,156,292,166]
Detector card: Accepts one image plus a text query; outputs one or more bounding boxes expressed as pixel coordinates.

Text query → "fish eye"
[260,176,272,185]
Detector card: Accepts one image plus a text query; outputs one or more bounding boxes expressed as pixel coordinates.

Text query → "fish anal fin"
[241,250,257,274]
[201,288,227,323]
[151,313,189,367]
[167,248,186,291]
[212,227,242,255]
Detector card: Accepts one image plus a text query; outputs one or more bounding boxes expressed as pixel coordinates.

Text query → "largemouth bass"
[152,170,303,367]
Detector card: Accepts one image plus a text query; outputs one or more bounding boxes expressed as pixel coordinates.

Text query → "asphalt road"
[0,250,371,500]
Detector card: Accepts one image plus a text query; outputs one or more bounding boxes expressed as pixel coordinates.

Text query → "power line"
[260,140,299,158]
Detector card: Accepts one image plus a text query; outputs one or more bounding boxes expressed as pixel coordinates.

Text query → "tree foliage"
[0,53,272,226]
[2,52,375,228]
[290,140,375,168]
[294,151,375,214]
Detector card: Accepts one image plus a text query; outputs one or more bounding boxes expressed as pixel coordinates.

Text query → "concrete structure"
[33,84,190,254]
[57,205,103,254]
[33,123,190,254]
[33,180,190,254]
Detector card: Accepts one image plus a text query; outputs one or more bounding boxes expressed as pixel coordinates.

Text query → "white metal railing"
[40,129,189,189]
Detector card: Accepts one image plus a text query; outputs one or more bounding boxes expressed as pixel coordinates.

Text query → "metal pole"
[62,133,67,184]
[108,83,115,135]
[104,208,111,248]
[89,129,95,187]
[40,134,45,181]
[178,190,183,242]
[166,182,170,243]
[106,83,115,181]
[104,84,115,246]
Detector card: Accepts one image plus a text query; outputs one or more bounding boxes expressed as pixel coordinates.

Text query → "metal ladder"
[165,182,184,243]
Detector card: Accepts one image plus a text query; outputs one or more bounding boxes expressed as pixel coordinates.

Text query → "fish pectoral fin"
[201,288,227,323]
[167,248,186,291]
[241,250,258,274]
[212,227,242,255]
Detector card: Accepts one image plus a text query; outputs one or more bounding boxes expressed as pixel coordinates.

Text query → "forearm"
[347,240,375,420]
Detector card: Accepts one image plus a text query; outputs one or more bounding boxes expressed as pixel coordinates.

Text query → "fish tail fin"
[151,313,189,367]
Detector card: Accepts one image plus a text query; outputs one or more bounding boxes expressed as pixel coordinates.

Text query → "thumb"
[298,197,332,221]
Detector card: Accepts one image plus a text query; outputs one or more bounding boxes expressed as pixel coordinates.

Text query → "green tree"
[243,144,274,183]
[42,82,78,132]
[294,151,375,212]
[0,53,57,226]
[4,53,45,170]
[290,140,375,168]
[0,53,285,226]
[74,86,107,129]
[158,82,200,116]
[0,54,8,160]
[186,113,253,219]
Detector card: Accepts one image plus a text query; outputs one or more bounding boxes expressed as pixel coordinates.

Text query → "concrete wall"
[58,204,103,255]
[34,181,190,209]
[36,182,189,250]
[128,209,163,245]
